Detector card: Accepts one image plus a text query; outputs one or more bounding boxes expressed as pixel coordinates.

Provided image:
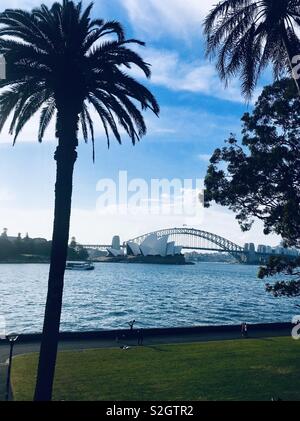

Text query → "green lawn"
[11,337,300,401]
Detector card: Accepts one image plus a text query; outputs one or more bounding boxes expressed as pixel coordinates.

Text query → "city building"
[250,242,300,257]
[107,235,125,257]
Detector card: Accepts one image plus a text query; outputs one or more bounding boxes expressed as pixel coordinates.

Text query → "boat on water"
[66,262,95,271]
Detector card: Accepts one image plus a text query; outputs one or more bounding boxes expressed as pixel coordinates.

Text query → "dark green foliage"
[0,236,16,260]
[205,78,300,296]
[259,256,300,297]
[204,0,300,97]
[0,234,87,262]
[68,238,89,261]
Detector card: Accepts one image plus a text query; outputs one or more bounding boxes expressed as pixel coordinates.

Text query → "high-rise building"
[112,235,121,251]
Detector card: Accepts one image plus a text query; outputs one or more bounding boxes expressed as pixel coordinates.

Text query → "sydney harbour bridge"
[83,227,273,264]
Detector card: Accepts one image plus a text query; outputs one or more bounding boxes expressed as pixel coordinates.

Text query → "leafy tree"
[0,236,16,259]
[68,237,88,261]
[69,236,77,249]
[1,228,8,237]
[68,236,78,260]
[260,256,300,297]
[204,78,300,296]
[22,233,34,254]
[76,244,89,261]
[0,233,85,261]
[34,240,52,257]
[0,0,159,400]
[204,0,300,97]
[14,233,22,255]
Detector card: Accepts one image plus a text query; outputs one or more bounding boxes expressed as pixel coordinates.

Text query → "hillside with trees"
[0,229,88,263]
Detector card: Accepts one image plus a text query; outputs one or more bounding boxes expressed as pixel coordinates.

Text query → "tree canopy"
[0,0,159,155]
[0,229,88,262]
[204,0,300,97]
[204,78,300,296]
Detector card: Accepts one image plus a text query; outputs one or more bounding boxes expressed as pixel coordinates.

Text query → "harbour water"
[0,262,298,334]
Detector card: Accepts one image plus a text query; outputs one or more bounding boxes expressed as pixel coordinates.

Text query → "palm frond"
[80,108,88,143]
[0,0,159,151]
[38,98,56,143]
[13,90,49,144]
[0,89,22,132]
[203,0,300,97]
[82,104,95,161]
[88,93,121,147]
[89,20,125,42]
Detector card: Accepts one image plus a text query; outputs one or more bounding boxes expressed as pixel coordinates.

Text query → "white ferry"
[66,262,95,271]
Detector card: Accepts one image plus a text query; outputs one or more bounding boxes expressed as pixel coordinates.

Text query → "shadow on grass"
[144,345,171,352]
[248,337,277,342]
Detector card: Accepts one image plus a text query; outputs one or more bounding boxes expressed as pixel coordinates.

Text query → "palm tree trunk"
[34,112,78,401]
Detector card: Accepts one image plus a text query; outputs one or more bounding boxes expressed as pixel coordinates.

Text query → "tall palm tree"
[0,0,159,401]
[204,0,300,97]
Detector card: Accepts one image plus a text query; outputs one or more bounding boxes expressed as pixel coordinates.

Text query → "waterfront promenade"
[0,323,292,401]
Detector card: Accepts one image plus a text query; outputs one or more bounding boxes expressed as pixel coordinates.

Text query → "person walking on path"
[137,329,144,346]
[128,320,136,331]
[241,322,249,338]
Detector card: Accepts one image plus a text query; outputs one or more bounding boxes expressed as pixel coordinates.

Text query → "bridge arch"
[127,227,244,255]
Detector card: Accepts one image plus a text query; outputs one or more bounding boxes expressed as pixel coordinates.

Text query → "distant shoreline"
[0,260,250,265]
[0,259,50,264]
[0,259,256,265]
[0,258,86,264]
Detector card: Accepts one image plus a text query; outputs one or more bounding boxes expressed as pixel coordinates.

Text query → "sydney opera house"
[127,234,182,257]
[107,234,186,264]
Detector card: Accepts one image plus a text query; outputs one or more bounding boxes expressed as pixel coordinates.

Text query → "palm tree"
[204,0,300,97]
[0,0,159,401]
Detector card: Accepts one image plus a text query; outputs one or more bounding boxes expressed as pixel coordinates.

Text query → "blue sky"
[0,0,280,246]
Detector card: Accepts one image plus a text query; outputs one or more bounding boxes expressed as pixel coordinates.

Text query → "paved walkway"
[0,326,292,401]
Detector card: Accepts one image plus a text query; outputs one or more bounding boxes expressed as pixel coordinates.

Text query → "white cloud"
[132,48,260,103]
[0,188,15,201]
[0,101,238,147]
[121,0,215,40]
[0,103,239,147]
[144,105,241,145]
